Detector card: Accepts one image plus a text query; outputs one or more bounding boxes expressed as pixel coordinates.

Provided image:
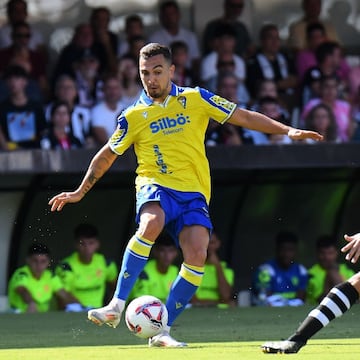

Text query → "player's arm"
[342,233,360,264]
[15,286,37,313]
[227,107,323,141]
[48,144,118,211]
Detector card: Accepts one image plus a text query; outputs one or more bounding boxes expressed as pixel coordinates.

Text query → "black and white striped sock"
[289,282,359,343]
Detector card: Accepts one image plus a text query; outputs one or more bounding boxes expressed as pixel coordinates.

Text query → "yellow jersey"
[109,83,237,203]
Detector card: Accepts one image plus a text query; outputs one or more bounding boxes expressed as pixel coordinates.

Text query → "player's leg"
[262,273,360,354]
[88,202,164,328]
[149,224,210,347]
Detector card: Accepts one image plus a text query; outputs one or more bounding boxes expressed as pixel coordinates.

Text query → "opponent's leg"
[262,279,360,353]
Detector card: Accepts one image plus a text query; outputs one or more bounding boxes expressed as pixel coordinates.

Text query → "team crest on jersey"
[177,96,187,109]
[112,117,128,145]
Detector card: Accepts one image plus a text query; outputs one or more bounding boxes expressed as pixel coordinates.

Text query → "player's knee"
[137,213,163,240]
[183,246,207,266]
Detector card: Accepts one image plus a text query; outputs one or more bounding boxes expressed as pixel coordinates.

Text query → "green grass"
[0,306,359,359]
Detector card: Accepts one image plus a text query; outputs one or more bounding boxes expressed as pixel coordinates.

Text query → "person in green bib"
[56,223,118,310]
[191,232,235,307]
[306,235,355,304]
[8,243,73,313]
[129,231,179,303]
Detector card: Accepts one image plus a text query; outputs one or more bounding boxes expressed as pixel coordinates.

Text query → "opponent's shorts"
[135,184,213,245]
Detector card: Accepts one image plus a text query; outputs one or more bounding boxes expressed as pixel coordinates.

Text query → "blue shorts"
[135,184,213,245]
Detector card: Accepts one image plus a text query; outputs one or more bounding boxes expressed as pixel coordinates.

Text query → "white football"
[125,295,168,339]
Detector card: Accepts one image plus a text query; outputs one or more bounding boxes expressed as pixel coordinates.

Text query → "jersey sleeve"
[105,260,118,282]
[198,87,237,124]
[55,262,75,292]
[51,273,64,293]
[108,112,133,155]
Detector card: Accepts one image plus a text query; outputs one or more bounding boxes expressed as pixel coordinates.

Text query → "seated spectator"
[287,0,339,52]
[301,75,353,142]
[302,41,351,105]
[0,65,46,150]
[56,223,118,310]
[306,235,355,304]
[200,24,246,95]
[191,232,235,307]
[303,103,339,143]
[170,41,198,87]
[90,6,118,74]
[0,21,48,99]
[41,101,82,150]
[252,231,308,306]
[205,71,244,146]
[246,24,298,107]
[129,231,179,303]
[202,0,253,58]
[73,49,104,108]
[118,14,146,58]
[295,22,327,82]
[149,0,200,69]
[8,243,75,313]
[91,74,126,146]
[116,55,142,108]
[0,0,46,54]
[45,75,93,147]
[52,23,108,82]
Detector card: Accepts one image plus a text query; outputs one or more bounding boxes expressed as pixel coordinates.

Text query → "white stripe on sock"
[330,287,350,309]
[320,297,343,318]
[309,309,330,326]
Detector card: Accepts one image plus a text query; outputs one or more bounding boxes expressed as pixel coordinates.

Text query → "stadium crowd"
[1,0,360,151]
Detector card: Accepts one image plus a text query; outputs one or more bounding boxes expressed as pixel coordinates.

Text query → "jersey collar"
[139,82,181,106]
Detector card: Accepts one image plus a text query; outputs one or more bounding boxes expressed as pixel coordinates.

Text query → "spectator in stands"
[129,231,179,303]
[296,22,327,82]
[118,14,146,58]
[91,74,126,146]
[0,0,46,54]
[56,223,118,311]
[0,21,48,99]
[45,75,93,147]
[149,1,200,69]
[122,35,147,64]
[306,235,355,305]
[205,72,244,146]
[202,0,253,58]
[246,24,298,105]
[303,103,339,143]
[170,41,198,87]
[41,100,82,150]
[191,232,235,307]
[200,24,246,97]
[302,41,350,106]
[73,49,104,108]
[0,65,46,150]
[52,23,108,82]
[8,243,75,313]
[287,0,339,52]
[116,55,142,108]
[252,231,308,306]
[302,75,353,142]
[90,7,118,74]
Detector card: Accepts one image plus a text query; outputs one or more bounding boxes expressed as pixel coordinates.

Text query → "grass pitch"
[0,305,359,359]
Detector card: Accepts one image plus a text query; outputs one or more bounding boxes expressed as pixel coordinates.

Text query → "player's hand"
[48,191,83,212]
[341,233,360,264]
[287,129,323,141]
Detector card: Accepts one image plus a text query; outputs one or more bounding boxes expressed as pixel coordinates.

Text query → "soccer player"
[262,232,360,354]
[48,42,322,347]
[8,243,74,313]
[56,223,118,311]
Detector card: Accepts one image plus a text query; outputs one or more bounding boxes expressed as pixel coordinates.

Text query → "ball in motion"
[125,295,168,339]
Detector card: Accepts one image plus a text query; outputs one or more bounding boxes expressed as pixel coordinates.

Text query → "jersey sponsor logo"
[153,144,172,174]
[209,95,236,112]
[150,113,190,134]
